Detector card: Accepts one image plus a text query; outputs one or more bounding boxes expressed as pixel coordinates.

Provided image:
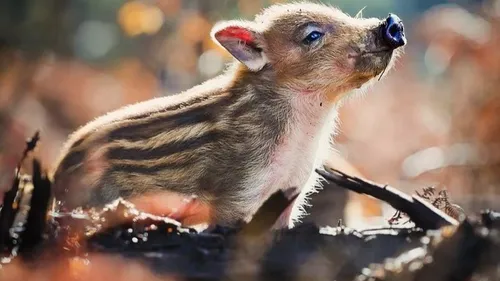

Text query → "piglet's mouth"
[348,48,392,59]
[362,48,393,55]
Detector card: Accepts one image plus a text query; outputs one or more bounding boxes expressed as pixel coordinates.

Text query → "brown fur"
[51,2,404,226]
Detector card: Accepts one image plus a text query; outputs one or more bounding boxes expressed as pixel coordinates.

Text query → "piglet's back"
[51,74,234,211]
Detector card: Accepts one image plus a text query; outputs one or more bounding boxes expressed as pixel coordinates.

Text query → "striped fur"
[51,2,403,227]
[52,69,292,224]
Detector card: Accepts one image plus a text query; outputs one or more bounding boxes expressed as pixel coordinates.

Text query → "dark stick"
[17,131,40,169]
[0,131,41,252]
[316,166,458,230]
[0,169,20,251]
[18,159,52,258]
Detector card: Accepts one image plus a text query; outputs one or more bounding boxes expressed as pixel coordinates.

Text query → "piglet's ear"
[211,21,268,72]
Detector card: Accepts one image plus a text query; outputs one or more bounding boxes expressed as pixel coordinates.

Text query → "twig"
[0,131,41,253]
[316,166,458,230]
[0,169,20,252]
[18,158,51,258]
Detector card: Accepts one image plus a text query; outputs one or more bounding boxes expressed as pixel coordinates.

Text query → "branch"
[316,166,458,230]
[0,131,40,252]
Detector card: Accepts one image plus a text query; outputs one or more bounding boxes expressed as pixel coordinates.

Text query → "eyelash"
[302,31,324,45]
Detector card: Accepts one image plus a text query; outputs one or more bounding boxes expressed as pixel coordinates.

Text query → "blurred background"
[0,0,499,228]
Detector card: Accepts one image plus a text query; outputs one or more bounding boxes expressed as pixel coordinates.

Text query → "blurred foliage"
[0,0,449,69]
[0,0,458,94]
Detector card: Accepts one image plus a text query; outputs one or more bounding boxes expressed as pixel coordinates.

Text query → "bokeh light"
[118,1,164,37]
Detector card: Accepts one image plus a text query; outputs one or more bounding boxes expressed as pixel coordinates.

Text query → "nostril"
[388,24,399,38]
[382,13,407,49]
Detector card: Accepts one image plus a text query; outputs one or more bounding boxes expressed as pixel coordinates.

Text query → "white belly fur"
[244,93,340,227]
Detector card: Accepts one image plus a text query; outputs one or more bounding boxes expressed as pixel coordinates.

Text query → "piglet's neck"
[289,90,338,124]
[230,64,340,118]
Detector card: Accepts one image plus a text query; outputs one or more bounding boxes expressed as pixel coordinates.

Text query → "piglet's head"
[211,3,406,99]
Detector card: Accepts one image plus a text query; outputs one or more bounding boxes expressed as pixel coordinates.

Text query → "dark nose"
[382,13,406,49]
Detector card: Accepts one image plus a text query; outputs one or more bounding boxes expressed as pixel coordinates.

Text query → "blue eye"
[303,31,324,45]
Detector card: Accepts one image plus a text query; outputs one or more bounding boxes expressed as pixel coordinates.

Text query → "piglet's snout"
[380,13,406,49]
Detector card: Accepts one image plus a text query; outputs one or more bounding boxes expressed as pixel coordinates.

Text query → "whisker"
[378,65,388,81]
[355,6,367,19]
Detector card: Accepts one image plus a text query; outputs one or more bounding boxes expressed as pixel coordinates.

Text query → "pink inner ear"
[215,26,254,44]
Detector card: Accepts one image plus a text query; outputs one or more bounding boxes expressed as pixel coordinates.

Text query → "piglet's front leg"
[271,188,300,229]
